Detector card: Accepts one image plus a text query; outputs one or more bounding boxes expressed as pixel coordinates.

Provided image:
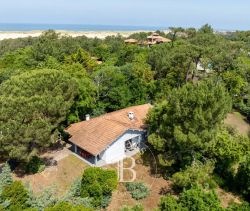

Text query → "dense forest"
[0,24,249,210]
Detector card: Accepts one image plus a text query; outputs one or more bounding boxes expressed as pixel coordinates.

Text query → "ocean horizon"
[0,23,167,32]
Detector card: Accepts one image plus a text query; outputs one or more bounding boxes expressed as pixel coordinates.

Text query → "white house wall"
[101,130,145,164]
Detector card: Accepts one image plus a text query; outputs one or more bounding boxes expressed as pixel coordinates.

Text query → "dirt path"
[216,188,241,208]
[40,146,72,162]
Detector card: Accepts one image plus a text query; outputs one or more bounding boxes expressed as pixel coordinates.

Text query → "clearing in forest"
[225,112,250,136]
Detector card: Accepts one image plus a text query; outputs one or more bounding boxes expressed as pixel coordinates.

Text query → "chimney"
[128,111,134,120]
[85,114,90,121]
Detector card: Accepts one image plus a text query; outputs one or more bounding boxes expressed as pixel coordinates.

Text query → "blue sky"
[0,0,249,30]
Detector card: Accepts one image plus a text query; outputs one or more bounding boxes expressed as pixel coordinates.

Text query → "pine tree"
[0,163,13,191]
[28,186,58,211]
[147,80,232,168]
[1,181,29,210]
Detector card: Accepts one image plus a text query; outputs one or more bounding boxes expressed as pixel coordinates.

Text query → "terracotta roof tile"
[65,104,151,155]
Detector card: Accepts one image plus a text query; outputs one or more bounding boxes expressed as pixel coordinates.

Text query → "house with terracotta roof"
[65,104,151,166]
[124,38,138,44]
[124,33,171,47]
[147,33,171,45]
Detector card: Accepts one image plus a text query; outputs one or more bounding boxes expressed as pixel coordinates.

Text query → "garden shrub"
[159,195,182,211]
[28,186,58,210]
[125,182,150,200]
[67,178,82,198]
[172,161,217,191]
[1,181,29,210]
[80,167,118,207]
[25,156,46,174]
[62,177,93,208]
[120,204,144,211]
[45,201,93,211]
[235,102,250,121]
[100,194,112,208]
[0,205,4,211]
[179,185,222,211]
[87,182,103,207]
[227,201,250,211]
[235,154,250,201]
[159,185,223,211]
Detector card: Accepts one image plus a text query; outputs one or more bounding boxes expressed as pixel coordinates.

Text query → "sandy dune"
[0,30,160,41]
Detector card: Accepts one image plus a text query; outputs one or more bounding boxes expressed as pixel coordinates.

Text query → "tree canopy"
[147,80,232,168]
[0,69,78,161]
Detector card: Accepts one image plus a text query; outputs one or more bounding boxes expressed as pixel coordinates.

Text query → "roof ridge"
[103,116,135,128]
[102,103,149,115]
[77,103,150,124]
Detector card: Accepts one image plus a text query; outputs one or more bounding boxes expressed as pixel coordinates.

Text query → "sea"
[0,23,167,32]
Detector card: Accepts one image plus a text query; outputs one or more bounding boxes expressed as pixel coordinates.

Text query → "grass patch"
[233,111,245,119]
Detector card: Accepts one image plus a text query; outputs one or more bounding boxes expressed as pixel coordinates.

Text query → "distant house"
[65,104,151,166]
[124,33,171,46]
[124,38,138,44]
[147,33,171,45]
[196,61,213,74]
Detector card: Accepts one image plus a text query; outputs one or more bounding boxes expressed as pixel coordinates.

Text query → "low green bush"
[120,204,144,211]
[159,195,182,211]
[62,178,93,209]
[45,201,93,211]
[100,194,112,208]
[227,201,250,211]
[125,182,150,200]
[235,154,250,201]
[25,156,46,174]
[172,161,217,191]
[179,185,222,211]
[235,102,250,121]
[159,185,223,211]
[80,167,118,208]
